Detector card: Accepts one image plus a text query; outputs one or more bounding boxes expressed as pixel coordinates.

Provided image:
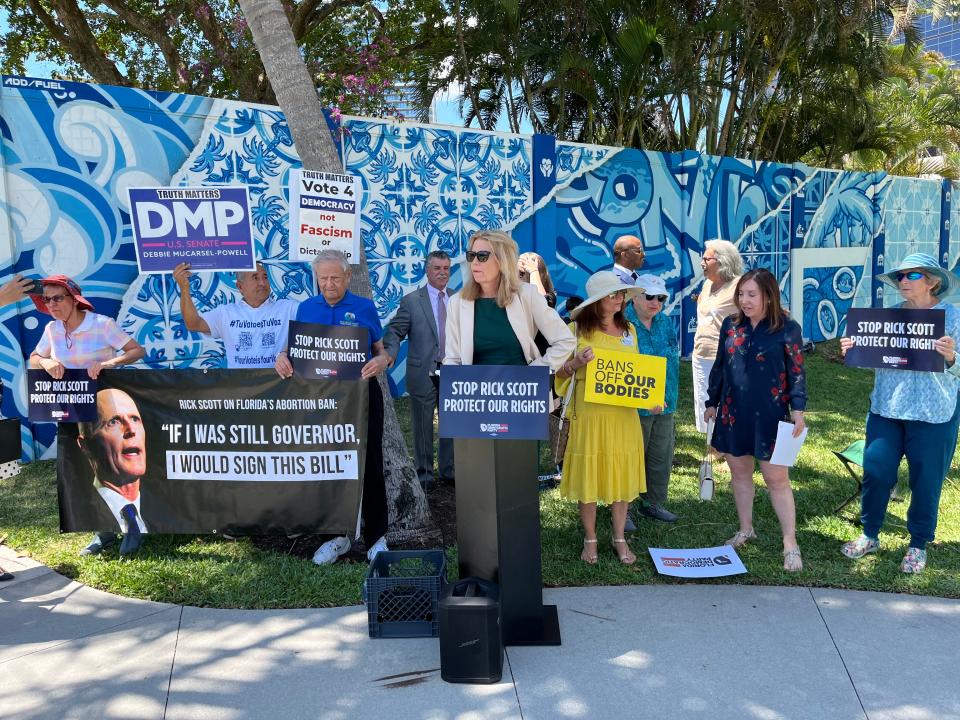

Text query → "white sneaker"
[366,535,389,563]
[312,535,351,566]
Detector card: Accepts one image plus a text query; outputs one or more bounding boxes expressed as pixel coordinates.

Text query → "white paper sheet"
[768,421,808,467]
[648,546,747,578]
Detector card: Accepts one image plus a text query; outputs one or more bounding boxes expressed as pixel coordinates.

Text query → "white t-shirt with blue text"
[202,298,299,368]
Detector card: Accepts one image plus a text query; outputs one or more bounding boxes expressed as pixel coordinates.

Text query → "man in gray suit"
[384,251,455,490]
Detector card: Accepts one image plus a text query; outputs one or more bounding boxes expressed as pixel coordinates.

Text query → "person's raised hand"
[172,263,193,290]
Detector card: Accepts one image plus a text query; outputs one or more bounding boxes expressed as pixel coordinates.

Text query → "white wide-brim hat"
[877,252,960,297]
[635,274,668,302]
[570,271,646,320]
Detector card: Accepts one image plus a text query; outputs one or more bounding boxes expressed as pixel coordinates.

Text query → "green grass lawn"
[3,341,959,607]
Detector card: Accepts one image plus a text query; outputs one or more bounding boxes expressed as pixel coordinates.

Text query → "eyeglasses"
[466,250,492,263]
[606,290,628,299]
[702,256,718,263]
[895,271,926,282]
[645,294,667,302]
[42,294,69,305]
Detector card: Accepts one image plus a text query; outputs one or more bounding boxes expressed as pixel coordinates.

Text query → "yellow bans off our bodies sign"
[584,347,666,409]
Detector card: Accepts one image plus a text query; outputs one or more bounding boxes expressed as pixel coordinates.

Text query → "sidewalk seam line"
[163,606,184,720]
[504,648,524,719]
[0,604,178,666]
[809,588,869,720]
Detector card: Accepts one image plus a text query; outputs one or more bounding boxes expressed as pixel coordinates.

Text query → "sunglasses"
[606,290,628,299]
[42,294,69,305]
[645,294,667,302]
[466,250,492,263]
[895,271,926,282]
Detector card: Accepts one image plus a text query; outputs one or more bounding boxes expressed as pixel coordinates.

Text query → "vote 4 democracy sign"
[288,169,361,263]
[127,186,256,273]
[845,307,945,372]
[439,365,550,440]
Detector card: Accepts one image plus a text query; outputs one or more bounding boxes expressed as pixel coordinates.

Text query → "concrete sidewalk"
[2,544,958,720]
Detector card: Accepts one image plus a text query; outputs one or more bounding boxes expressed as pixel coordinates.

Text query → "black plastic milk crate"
[364,550,447,638]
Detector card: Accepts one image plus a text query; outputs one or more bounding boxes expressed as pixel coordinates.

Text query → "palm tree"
[236,0,432,541]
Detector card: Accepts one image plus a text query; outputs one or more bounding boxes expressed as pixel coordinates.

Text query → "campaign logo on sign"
[479,423,509,434]
[127,186,256,274]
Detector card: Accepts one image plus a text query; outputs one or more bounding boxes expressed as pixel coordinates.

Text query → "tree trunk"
[237,0,434,543]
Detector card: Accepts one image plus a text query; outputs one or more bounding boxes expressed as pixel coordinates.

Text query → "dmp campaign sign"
[439,365,550,440]
[287,320,368,381]
[845,307,945,372]
[583,347,666,409]
[28,369,97,422]
[648,546,747,578]
[127,186,256,273]
[289,170,361,263]
[57,369,367,535]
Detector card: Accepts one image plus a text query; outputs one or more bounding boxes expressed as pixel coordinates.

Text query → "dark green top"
[473,298,526,366]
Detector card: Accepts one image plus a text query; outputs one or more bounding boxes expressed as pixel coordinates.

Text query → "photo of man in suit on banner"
[77,388,149,556]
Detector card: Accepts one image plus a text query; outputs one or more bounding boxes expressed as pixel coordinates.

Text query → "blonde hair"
[461,230,521,308]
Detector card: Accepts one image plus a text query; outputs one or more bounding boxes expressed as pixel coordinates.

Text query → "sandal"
[900,547,926,574]
[841,534,879,559]
[783,548,803,572]
[724,529,757,548]
[581,538,598,565]
[611,538,636,565]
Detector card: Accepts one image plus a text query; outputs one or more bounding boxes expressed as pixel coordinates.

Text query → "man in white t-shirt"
[173,262,298,368]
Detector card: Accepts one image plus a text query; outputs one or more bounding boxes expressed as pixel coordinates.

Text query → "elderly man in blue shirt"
[275,250,392,565]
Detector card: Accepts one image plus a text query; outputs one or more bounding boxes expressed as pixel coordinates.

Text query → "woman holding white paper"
[838,253,960,574]
[703,268,807,572]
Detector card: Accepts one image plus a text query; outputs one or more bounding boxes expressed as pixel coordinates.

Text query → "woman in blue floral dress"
[703,269,807,572]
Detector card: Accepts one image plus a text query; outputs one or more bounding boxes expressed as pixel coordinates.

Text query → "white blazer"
[444,283,575,370]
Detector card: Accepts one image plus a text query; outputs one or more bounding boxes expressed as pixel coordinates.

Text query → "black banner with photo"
[287,320,368,381]
[845,307,945,372]
[57,368,367,535]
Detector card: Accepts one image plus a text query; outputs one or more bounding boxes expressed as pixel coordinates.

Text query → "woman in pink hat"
[28,275,145,557]
[28,275,144,381]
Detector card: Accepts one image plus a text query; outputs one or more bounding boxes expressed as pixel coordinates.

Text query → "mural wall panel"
[1,75,956,460]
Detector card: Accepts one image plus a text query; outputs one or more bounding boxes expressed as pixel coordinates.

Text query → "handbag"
[698,419,715,501]
[552,324,578,468]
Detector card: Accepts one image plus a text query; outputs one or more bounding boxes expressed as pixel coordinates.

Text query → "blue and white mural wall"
[0,74,954,460]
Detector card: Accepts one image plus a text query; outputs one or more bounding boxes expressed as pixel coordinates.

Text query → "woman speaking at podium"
[444,230,574,368]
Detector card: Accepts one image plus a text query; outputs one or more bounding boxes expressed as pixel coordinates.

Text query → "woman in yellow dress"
[556,271,647,565]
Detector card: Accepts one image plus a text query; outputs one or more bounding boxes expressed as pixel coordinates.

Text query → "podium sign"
[439,365,550,440]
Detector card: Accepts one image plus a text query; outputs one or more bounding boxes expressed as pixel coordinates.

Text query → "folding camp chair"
[833,439,903,517]
[832,440,865,516]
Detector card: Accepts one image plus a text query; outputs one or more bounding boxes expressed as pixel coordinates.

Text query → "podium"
[453,438,560,645]
[440,365,561,647]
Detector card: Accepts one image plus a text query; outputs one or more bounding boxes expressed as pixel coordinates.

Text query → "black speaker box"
[439,577,503,684]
